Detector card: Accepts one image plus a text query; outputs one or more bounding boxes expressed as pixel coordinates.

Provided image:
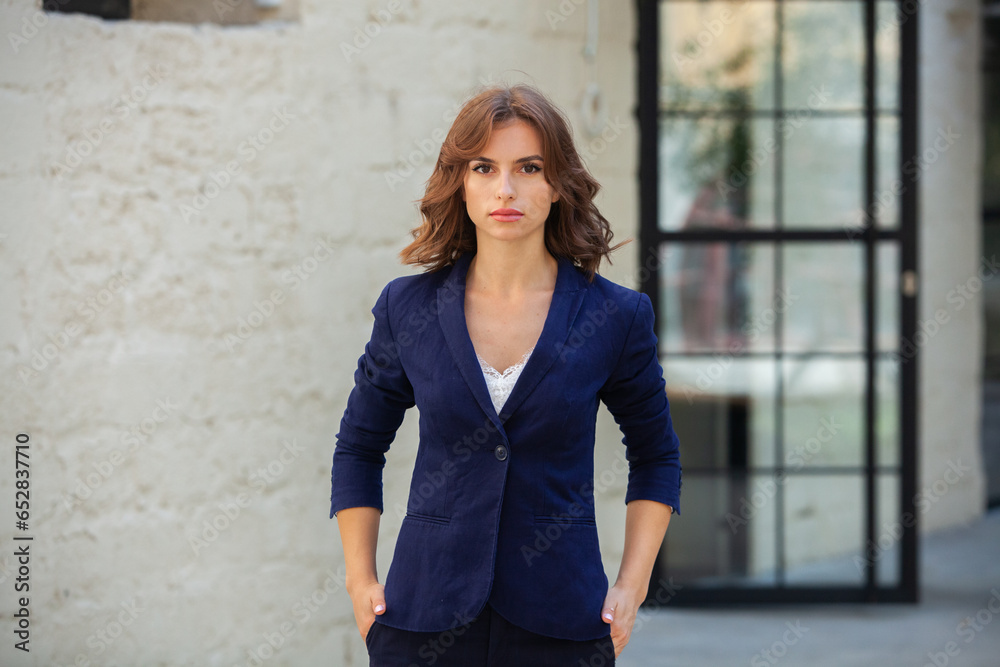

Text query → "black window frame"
[637,0,919,605]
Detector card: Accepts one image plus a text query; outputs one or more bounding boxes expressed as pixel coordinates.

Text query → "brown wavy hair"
[397,84,629,281]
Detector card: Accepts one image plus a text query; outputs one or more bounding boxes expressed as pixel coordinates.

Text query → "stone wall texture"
[0,1,639,665]
[0,0,986,665]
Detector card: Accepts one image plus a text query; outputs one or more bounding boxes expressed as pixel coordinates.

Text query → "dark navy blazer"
[329,251,682,641]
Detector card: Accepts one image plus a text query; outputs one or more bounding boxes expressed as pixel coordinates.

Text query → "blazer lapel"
[498,255,587,422]
[437,252,506,433]
[436,252,589,429]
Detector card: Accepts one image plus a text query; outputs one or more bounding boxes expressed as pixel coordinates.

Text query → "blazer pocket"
[534,514,597,526]
[404,511,452,526]
[406,447,453,519]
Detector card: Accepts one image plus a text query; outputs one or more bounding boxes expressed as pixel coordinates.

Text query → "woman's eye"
[522,163,541,174]
[472,164,491,174]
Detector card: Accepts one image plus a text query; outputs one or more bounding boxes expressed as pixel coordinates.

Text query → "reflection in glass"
[659,243,775,353]
[875,472,902,586]
[663,357,776,468]
[659,117,775,231]
[783,1,864,111]
[877,358,901,467]
[876,117,901,228]
[877,242,900,352]
[876,0,901,112]
[782,358,865,468]
[659,1,776,111]
[782,244,864,352]
[661,472,778,586]
[784,118,866,228]
[783,474,866,584]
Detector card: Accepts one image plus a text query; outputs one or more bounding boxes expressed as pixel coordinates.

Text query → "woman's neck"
[467,240,557,296]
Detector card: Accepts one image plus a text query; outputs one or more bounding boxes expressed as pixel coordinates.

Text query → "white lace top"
[476,346,535,415]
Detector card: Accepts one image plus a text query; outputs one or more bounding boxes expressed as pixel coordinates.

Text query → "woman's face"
[462,120,560,247]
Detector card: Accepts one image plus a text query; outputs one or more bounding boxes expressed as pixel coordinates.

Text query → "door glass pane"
[661,472,778,586]
[658,242,776,353]
[782,357,865,468]
[782,244,864,353]
[783,117,865,228]
[663,357,777,468]
[659,117,775,230]
[660,1,777,112]
[875,471,902,586]
[783,474,866,584]
[783,1,864,111]
[743,471,780,583]
[877,242,900,352]
[876,1,901,112]
[877,357,901,467]
[875,116,901,228]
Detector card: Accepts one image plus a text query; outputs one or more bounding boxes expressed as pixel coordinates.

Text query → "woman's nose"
[497,172,515,200]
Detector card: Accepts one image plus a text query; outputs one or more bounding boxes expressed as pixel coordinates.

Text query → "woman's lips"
[490,208,523,222]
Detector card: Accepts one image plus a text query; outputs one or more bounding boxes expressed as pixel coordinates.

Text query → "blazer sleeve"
[598,291,682,515]
[329,280,415,518]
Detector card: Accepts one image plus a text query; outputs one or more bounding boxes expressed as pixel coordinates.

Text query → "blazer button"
[494,444,508,461]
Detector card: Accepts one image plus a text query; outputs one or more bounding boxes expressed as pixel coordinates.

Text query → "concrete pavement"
[620,507,1000,666]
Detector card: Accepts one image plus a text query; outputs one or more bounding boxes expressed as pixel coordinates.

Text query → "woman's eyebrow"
[470,155,545,164]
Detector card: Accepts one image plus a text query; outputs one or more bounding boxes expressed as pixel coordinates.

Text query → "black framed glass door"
[638,0,919,604]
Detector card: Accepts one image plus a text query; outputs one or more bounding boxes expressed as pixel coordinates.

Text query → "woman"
[330,84,681,666]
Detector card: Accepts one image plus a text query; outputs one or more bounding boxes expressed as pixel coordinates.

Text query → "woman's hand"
[601,582,646,657]
[348,579,386,641]
[336,506,384,642]
[604,499,674,657]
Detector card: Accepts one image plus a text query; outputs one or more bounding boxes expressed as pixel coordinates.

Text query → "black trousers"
[366,603,616,667]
